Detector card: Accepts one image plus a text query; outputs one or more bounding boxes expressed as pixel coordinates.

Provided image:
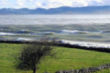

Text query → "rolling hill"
[0,6,110,14]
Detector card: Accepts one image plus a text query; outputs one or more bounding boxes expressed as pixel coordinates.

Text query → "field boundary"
[56,64,110,73]
[0,40,110,53]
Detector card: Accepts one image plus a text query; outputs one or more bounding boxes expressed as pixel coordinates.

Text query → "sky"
[0,0,110,9]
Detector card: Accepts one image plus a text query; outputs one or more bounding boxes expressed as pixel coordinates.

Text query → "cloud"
[17,0,26,6]
[0,0,109,9]
[0,0,8,5]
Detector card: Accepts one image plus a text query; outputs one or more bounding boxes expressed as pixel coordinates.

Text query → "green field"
[0,43,110,73]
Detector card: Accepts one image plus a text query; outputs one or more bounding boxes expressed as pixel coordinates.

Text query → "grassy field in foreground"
[95,69,110,73]
[0,43,110,73]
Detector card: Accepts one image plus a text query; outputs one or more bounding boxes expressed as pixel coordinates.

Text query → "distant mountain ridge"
[0,6,110,14]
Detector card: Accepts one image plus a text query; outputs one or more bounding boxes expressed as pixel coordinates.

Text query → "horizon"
[0,5,110,9]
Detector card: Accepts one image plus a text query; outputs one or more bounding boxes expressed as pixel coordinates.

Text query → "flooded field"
[0,15,110,43]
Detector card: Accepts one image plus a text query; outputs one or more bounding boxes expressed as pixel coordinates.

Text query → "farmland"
[0,43,110,73]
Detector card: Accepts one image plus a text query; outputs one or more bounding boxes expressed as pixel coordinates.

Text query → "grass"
[95,69,110,73]
[0,43,110,73]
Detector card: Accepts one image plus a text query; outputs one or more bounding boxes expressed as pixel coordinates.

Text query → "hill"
[0,6,110,14]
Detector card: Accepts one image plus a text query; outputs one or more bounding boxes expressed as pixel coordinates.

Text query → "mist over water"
[0,14,110,43]
[0,14,110,25]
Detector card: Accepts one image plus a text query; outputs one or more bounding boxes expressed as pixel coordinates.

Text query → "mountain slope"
[0,6,110,14]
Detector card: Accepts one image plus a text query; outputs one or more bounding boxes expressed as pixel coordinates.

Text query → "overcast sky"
[0,0,109,9]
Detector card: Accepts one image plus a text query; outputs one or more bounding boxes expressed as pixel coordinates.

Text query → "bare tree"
[17,42,54,73]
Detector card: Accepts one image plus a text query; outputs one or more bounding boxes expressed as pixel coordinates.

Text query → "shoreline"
[0,39,110,53]
[1,39,110,49]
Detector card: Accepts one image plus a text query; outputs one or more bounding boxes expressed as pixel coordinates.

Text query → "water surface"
[0,14,110,43]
